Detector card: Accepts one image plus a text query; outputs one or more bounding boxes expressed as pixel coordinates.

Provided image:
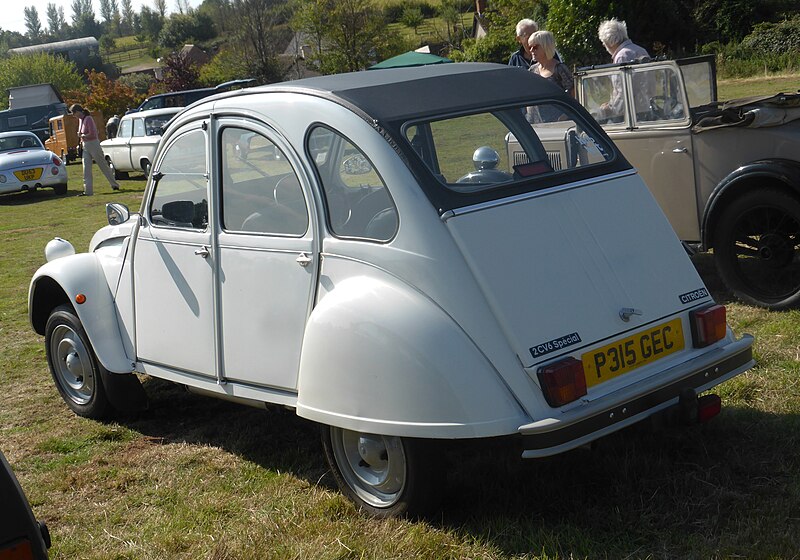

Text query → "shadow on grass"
[0,188,69,206]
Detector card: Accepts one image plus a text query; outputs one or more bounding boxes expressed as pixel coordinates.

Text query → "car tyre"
[53,183,67,195]
[107,158,128,180]
[45,305,111,419]
[714,187,800,309]
[321,425,442,518]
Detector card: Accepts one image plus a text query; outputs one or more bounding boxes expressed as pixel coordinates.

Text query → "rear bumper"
[519,334,754,458]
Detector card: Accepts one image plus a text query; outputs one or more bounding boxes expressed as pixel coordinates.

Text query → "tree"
[0,53,85,110]
[66,69,142,117]
[46,4,69,40]
[545,0,615,65]
[401,7,424,34]
[154,0,167,17]
[198,47,251,85]
[24,7,43,40]
[158,12,216,48]
[139,6,165,40]
[159,51,201,91]
[293,0,403,74]
[120,0,135,35]
[231,0,289,83]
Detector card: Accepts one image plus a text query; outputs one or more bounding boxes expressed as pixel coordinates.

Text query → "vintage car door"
[127,116,147,172]
[133,122,216,378]
[579,63,700,241]
[106,117,134,172]
[213,120,317,392]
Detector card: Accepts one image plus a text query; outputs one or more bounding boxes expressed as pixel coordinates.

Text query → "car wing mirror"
[106,203,131,225]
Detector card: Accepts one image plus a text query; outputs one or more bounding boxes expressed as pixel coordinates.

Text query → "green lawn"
[1,76,799,558]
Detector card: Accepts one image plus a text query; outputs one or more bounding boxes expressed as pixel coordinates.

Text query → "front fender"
[702,158,800,249]
[29,253,134,374]
[296,275,529,439]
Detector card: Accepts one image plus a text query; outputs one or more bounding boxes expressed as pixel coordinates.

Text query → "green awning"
[368,51,453,70]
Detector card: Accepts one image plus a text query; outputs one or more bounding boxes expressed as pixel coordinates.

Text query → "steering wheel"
[649,96,675,120]
[21,138,35,148]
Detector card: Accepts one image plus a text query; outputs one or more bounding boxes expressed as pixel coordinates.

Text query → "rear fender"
[702,158,800,249]
[29,253,134,374]
[295,275,528,439]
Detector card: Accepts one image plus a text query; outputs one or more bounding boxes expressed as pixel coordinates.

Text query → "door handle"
[296,252,312,267]
[672,147,688,154]
[194,245,210,258]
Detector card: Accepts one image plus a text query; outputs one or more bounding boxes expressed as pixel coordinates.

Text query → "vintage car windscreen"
[149,129,209,230]
[402,103,613,193]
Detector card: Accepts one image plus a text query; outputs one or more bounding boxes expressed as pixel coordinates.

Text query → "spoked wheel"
[321,425,442,518]
[714,188,800,309]
[45,305,110,419]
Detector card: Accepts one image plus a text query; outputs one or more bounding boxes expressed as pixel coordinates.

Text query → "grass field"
[1,75,799,558]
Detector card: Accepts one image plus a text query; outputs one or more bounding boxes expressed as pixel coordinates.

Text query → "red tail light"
[697,394,722,422]
[537,357,587,407]
[690,304,727,347]
[51,155,62,166]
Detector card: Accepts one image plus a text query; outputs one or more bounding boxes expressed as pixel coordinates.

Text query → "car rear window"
[402,102,613,194]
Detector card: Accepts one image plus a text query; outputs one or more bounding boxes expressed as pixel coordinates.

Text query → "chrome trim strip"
[440,169,638,222]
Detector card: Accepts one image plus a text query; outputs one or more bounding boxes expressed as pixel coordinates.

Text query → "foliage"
[155,51,202,92]
[158,12,217,48]
[117,72,156,94]
[64,69,142,118]
[0,53,84,110]
[229,0,290,84]
[545,0,614,65]
[99,35,116,53]
[741,15,800,55]
[401,7,425,32]
[293,0,406,73]
[198,47,252,86]
[45,3,69,40]
[24,7,43,39]
[384,0,437,22]
[139,6,165,41]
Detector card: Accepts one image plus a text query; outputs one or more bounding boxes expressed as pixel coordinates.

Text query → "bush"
[740,15,800,55]
[383,0,437,23]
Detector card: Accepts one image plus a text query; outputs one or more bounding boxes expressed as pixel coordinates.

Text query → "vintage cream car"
[100,107,181,178]
[510,56,800,309]
[29,64,754,517]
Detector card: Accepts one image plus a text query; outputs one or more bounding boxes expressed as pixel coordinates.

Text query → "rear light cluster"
[51,155,62,166]
[537,357,587,407]
[690,304,727,347]
[537,304,728,408]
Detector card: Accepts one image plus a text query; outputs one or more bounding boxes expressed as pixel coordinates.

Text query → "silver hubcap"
[50,324,94,405]
[331,428,406,508]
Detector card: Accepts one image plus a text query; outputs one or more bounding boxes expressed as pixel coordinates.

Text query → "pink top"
[78,114,98,142]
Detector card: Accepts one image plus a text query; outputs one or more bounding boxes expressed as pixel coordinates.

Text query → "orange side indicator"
[75,294,86,304]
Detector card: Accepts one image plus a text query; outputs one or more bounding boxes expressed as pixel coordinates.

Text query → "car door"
[580,63,700,241]
[214,120,317,391]
[106,118,133,171]
[133,121,216,378]
[127,117,147,173]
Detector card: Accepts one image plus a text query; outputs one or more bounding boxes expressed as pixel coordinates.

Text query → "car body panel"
[30,63,753,457]
[0,131,67,194]
[101,107,180,175]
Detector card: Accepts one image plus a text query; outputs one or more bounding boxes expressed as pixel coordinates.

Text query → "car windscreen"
[401,101,614,196]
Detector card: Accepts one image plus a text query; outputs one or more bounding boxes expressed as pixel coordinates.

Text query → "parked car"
[508,55,800,309]
[134,79,255,112]
[100,107,181,178]
[29,63,754,517]
[0,131,67,196]
[44,111,105,164]
[0,450,50,559]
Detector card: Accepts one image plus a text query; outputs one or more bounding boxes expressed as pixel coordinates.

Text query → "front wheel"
[714,188,800,309]
[321,426,442,518]
[45,305,111,419]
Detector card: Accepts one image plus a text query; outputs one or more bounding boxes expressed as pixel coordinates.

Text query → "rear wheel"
[45,305,111,419]
[321,425,442,518]
[53,183,67,195]
[107,158,128,180]
[714,188,800,309]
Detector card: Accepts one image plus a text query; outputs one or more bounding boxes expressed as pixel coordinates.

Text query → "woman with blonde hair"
[527,30,573,97]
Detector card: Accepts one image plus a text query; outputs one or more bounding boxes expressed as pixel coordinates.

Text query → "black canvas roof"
[238,63,565,124]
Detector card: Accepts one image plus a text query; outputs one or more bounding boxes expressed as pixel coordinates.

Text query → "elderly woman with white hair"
[596,18,652,121]
[598,18,650,64]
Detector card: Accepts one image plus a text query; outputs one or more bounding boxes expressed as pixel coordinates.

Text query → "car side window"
[133,118,145,137]
[220,127,309,236]
[307,126,398,242]
[632,66,687,124]
[580,71,628,125]
[118,119,132,139]
[149,129,208,230]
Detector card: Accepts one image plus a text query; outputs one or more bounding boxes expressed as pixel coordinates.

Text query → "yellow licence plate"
[582,318,684,387]
[14,168,43,181]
